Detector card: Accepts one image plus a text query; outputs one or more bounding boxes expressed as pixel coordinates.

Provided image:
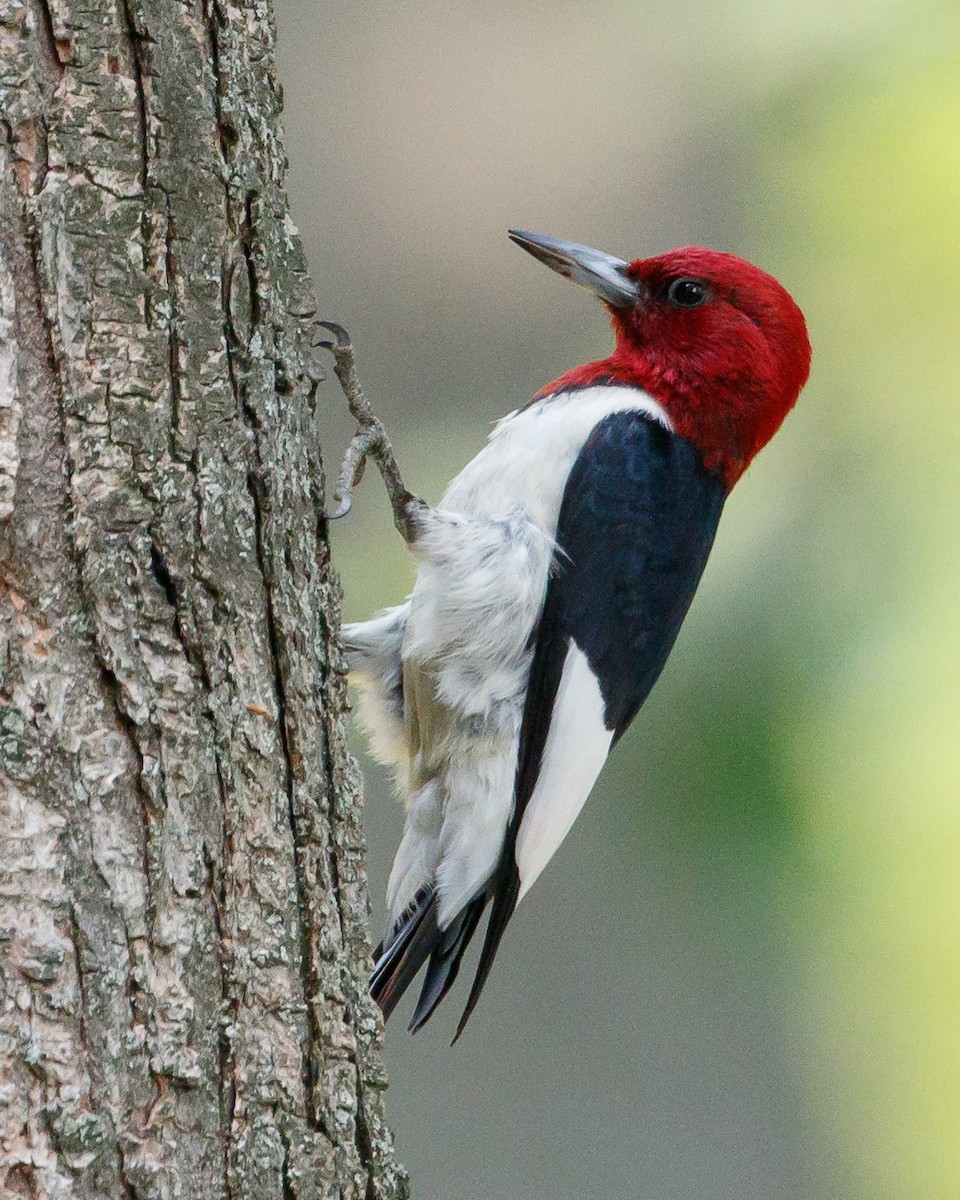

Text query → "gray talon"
[320,323,425,541]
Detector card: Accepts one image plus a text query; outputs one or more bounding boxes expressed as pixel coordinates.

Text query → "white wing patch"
[514,642,614,900]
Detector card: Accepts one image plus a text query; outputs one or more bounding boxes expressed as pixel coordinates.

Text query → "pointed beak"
[508,230,642,307]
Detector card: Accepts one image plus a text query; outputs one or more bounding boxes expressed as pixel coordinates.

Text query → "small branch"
[318,322,423,542]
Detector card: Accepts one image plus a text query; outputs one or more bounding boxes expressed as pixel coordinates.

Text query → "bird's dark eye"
[666,277,710,308]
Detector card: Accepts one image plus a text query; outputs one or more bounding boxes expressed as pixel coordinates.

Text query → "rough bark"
[0,0,407,1196]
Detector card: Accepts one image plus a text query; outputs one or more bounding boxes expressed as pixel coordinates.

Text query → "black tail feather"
[408,895,487,1033]
[372,888,432,988]
[371,876,518,1036]
[453,865,521,1044]
[370,886,440,1021]
[371,883,433,988]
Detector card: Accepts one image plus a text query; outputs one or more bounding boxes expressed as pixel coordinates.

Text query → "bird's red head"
[511,233,811,488]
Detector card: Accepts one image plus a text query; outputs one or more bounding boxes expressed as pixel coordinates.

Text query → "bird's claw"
[319,321,421,541]
[317,319,352,353]
[323,495,353,521]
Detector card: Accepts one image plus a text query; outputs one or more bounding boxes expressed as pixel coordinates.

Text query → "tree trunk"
[0,0,407,1196]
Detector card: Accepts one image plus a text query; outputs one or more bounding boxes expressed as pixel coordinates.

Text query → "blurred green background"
[275,2,960,1196]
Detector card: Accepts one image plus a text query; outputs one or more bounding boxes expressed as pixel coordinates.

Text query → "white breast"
[442,384,672,531]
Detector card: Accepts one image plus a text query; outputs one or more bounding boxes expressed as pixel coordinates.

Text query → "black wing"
[453,409,728,1038]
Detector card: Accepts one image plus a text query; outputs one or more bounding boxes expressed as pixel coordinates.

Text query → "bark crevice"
[117,0,149,193]
[27,0,67,80]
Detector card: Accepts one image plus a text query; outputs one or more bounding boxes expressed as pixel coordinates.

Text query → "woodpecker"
[342,231,811,1039]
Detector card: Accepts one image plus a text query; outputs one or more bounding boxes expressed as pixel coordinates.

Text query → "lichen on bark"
[0,0,406,1195]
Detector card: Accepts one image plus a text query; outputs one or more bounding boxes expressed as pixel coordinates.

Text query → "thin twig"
[318,321,423,542]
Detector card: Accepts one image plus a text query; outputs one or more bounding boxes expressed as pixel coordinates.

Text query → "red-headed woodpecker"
[344,231,811,1039]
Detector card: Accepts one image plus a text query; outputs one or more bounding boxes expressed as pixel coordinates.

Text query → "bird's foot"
[318,321,424,543]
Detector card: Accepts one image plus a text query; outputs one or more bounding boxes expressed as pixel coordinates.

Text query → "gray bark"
[0,0,407,1196]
